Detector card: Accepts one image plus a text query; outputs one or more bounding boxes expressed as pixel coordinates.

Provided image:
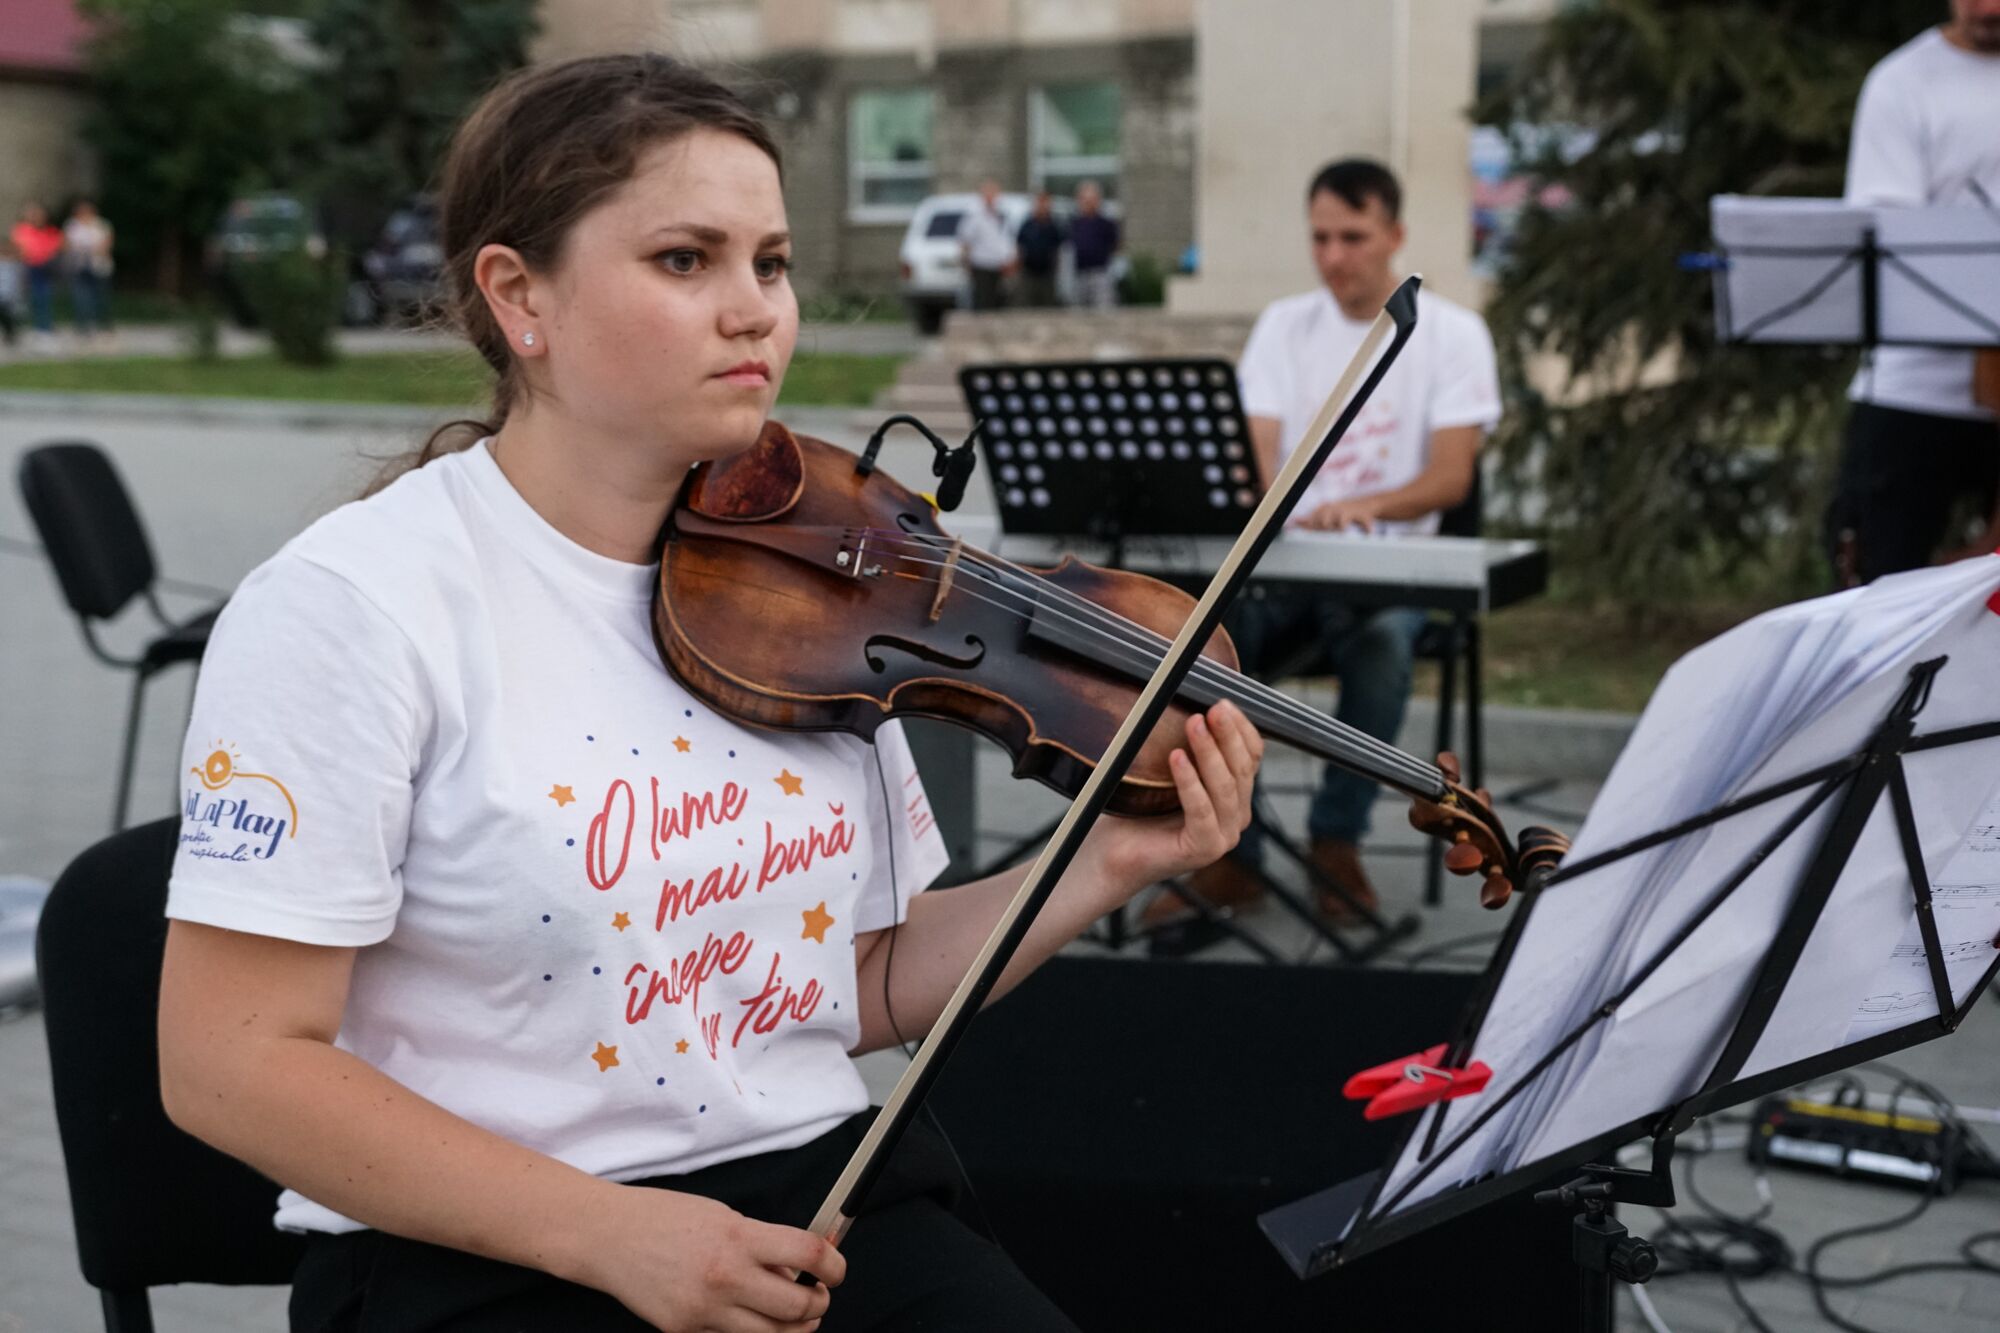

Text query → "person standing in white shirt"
[956,178,1017,312]
[1827,0,2000,586]
[153,54,1261,1333]
[1157,159,1500,926]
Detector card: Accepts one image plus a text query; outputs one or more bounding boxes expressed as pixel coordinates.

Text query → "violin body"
[657,421,1239,817]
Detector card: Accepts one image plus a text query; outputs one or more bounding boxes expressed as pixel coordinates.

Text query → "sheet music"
[1371,554,2000,1221]
[1845,779,2000,1042]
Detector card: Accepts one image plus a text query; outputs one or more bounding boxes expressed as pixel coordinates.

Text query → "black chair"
[38,818,304,1332]
[16,442,223,831]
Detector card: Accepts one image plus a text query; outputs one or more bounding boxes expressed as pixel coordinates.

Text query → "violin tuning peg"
[1480,871,1513,910]
[1444,842,1485,874]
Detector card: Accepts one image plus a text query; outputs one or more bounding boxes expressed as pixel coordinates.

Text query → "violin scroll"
[1408,752,1571,910]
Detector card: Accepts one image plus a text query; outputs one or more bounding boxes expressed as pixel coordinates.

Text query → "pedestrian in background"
[957,178,1016,311]
[63,199,115,342]
[9,203,64,347]
[1069,180,1120,310]
[0,236,22,348]
[1015,190,1064,308]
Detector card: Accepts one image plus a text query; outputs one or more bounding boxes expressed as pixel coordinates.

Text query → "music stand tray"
[1708,196,2000,348]
[958,359,1262,541]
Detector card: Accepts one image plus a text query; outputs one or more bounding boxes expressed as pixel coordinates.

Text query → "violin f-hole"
[865,633,986,675]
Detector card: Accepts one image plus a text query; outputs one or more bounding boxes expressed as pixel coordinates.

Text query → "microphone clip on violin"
[855,412,986,513]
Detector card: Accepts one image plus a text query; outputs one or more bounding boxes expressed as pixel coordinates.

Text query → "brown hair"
[371,53,781,492]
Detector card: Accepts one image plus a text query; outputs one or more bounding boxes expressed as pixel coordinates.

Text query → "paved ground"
[0,318,920,367]
[1,397,1995,1331]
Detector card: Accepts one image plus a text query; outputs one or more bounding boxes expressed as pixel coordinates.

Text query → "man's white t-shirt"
[956,204,1016,272]
[167,440,949,1234]
[1845,26,2000,421]
[1236,286,1502,536]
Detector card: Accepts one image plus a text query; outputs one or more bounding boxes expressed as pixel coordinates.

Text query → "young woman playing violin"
[156,54,1263,1333]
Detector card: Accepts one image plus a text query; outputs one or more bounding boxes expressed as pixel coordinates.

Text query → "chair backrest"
[17,442,158,621]
[37,818,306,1293]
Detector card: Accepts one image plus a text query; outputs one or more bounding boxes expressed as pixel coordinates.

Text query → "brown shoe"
[1138,853,1266,926]
[1308,838,1380,924]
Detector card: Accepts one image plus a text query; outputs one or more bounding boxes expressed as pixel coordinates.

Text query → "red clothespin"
[1342,1043,1492,1121]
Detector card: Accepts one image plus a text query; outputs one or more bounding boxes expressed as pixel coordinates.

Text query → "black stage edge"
[928,957,1571,1332]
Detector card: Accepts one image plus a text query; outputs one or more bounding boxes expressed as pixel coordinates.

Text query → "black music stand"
[957,358,1417,964]
[1704,197,2000,350]
[1260,652,2000,1330]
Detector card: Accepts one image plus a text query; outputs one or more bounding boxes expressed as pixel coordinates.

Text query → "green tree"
[305,0,538,246]
[79,0,315,293]
[1478,0,1945,618]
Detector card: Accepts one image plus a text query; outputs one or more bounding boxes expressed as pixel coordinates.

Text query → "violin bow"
[806,277,1426,1248]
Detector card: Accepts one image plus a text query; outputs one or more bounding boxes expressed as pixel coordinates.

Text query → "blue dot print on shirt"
[541,914,550,923]
[565,838,575,847]
[543,974,551,981]
[586,735,595,742]
[631,747,639,756]
[592,966,601,975]
[698,1104,707,1113]
[656,1077,665,1087]
[684,709,693,717]
[728,750,736,758]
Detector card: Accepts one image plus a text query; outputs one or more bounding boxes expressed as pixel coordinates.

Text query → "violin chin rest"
[687,419,806,521]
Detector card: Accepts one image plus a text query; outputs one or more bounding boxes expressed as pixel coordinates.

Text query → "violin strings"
[845,526,1435,788]
[835,524,1444,794]
[841,524,1433,785]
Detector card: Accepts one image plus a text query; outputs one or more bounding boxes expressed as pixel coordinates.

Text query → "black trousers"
[968,267,1006,312]
[289,1110,1077,1333]
[1825,401,2000,586]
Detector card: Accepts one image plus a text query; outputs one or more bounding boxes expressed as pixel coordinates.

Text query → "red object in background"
[1343,1043,1494,1120]
[0,0,88,77]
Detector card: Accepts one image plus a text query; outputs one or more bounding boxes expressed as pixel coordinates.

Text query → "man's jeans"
[1222,586,1427,859]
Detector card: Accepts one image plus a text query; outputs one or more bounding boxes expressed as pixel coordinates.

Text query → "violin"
[655,418,1543,906]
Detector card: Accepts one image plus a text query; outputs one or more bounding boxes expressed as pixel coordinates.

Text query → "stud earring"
[521,331,537,347]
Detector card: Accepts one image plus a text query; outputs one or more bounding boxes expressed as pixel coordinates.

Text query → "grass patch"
[1414,600,1772,714]
[0,349,905,409]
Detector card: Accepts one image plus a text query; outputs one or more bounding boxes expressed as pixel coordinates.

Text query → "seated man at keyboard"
[1167,158,1501,923]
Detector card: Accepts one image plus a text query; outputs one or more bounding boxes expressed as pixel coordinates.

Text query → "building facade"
[536,0,1200,302]
[0,0,93,232]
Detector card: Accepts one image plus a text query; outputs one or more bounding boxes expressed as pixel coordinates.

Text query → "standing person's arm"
[1845,64,1927,206]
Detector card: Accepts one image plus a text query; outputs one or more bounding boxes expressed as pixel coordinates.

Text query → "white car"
[897,192,1122,333]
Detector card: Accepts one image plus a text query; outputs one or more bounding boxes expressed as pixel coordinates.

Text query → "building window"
[1030,82,1121,201]
[849,88,934,222]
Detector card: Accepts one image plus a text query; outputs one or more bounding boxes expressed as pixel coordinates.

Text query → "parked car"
[206,193,380,328]
[357,196,444,325]
[900,191,1126,334]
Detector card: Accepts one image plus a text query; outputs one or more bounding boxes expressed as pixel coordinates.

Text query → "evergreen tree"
[305,0,539,246]
[79,0,314,292]
[1478,0,1945,616]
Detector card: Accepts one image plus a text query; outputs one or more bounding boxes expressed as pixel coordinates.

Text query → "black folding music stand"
[1260,652,2000,1330]
[956,357,1419,964]
[1705,201,2000,349]
[958,358,1262,543]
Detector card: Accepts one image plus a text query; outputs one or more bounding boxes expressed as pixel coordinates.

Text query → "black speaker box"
[929,957,1573,1331]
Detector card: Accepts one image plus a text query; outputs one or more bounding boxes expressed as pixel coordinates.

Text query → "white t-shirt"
[1237,286,1502,536]
[167,440,949,1234]
[957,204,1016,272]
[1845,27,2000,421]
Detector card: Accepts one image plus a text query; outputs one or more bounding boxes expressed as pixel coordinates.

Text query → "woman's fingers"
[749,1227,845,1289]
[1170,740,1223,857]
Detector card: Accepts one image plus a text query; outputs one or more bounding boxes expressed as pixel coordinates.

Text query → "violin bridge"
[928,536,965,623]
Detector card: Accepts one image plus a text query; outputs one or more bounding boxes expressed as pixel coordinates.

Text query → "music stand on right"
[1260,602,2000,1331]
